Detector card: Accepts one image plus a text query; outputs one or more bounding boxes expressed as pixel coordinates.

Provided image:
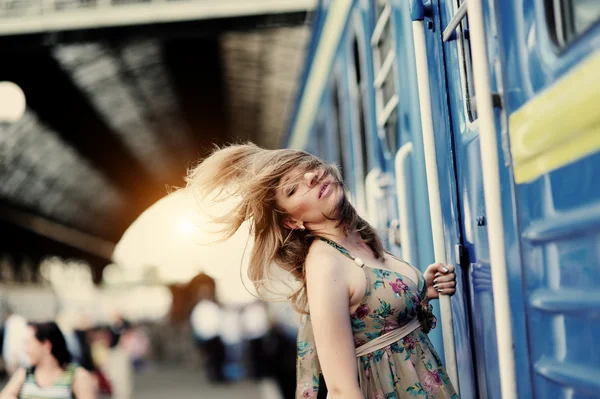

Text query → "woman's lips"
[319,183,331,199]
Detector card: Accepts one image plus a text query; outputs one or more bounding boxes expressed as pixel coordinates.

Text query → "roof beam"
[0,51,167,237]
[0,0,317,36]
[163,37,231,157]
[0,205,115,261]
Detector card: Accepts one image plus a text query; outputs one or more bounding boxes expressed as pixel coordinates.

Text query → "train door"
[496,1,600,398]
[409,0,488,398]
[393,0,462,363]
[435,0,505,397]
[367,0,457,361]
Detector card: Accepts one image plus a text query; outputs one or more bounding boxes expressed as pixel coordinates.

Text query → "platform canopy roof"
[0,2,313,279]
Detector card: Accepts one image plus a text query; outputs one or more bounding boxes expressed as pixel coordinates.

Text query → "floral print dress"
[296,238,458,399]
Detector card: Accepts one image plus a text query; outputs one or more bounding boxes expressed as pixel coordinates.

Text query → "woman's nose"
[304,171,318,187]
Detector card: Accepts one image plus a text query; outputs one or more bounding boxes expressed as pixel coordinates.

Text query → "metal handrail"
[442,1,467,42]
[411,15,460,393]
[394,143,415,265]
[374,48,395,89]
[468,0,518,396]
[371,1,392,46]
[377,95,399,128]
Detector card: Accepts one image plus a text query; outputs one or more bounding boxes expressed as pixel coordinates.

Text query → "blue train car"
[285,0,600,398]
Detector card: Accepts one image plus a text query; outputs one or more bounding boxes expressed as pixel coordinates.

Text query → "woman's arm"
[0,368,26,399]
[72,368,98,399]
[305,249,363,399]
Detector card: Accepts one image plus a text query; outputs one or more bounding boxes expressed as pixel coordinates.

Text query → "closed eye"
[287,185,297,197]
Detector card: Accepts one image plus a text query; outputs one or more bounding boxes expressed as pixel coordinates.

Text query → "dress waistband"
[355,319,421,357]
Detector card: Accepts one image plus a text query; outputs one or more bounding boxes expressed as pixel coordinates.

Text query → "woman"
[187,144,458,399]
[0,322,96,399]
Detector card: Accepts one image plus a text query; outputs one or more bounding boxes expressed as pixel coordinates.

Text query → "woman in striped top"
[0,322,96,399]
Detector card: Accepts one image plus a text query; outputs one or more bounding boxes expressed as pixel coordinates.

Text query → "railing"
[442,0,467,42]
[370,0,399,152]
[408,0,460,392]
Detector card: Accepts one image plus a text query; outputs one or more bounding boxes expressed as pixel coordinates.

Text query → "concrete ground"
[131,366,273,399]
[0,366,281,399]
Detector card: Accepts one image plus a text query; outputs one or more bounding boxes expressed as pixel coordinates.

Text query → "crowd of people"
[0,309,148,399]
[0,297,300,399]
[191,300,298,398]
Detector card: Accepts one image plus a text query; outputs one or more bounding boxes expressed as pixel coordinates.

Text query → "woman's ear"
[284,219,304,230]
[283,219,297,230]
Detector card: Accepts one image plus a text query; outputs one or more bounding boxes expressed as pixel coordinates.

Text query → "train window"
[352,37,369,181]
[316,122,328,160]
[358,95,369,177]
[332,81,348,181]
[353,38,362,84]
[371,0,399,154]
[443,0,478,122]
[545,0,600,47]
[459,12,478,121]
[449,0,479,122]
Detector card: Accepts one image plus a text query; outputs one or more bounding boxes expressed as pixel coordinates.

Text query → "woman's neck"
[312,222,364,249]
[35,355,62,373]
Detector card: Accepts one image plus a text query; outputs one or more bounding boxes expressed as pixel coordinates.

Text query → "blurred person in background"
[263,303,302,399]
[190,299,225,382]
[108,314,131,350]
[56,312,83,369]
[1,309,28,375]
[90,326,132,399]
[73,329,95,374]
[241,301,269,381]
[0,321,96,399]
[119,326,150,372]
[103,334,133,399]
[262,324,296,399]
[219,307,245,382]
[89,328,112,396]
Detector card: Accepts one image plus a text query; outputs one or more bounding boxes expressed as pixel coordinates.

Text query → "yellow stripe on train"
[509,51,600,184]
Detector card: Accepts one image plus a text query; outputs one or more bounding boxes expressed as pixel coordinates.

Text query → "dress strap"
[317,237,365,268]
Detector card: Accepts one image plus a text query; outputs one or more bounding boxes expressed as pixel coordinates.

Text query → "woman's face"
[275,166,343,229]
[25,327,49,366]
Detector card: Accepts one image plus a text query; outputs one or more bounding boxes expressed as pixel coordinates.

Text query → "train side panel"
[497,0,600,398]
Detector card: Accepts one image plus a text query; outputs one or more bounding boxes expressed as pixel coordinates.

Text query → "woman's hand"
[423,263,456,299]
[0,368,26,399]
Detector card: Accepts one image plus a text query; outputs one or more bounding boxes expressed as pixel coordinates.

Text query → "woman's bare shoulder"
[74,366,93,381]
[305,240,346,280]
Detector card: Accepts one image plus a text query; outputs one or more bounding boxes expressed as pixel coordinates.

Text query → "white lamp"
[0,81,26,123]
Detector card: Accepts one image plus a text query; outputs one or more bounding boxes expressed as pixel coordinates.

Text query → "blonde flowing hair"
[185,143,383,314]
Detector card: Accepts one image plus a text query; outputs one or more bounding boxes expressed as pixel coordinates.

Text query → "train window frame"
[331,76,351,186]
[315,116,329,161]
[348,11,371,216]
[544,0,600,48]
[371,0,400,157]
[454,0,479,125]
